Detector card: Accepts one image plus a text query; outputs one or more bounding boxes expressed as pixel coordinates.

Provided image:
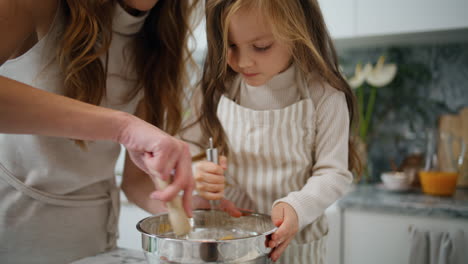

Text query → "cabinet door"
[356,0,468,36]
[342,209,468,264]
[118,202,152,250]
[325,203,342,264]
[318,0,356,39]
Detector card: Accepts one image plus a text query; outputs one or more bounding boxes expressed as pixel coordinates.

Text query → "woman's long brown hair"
[58,0,199,148]
[195,0,361,175]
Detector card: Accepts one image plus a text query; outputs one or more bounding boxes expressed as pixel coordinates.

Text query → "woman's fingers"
[147,141,191,200]
[119,117,194,216]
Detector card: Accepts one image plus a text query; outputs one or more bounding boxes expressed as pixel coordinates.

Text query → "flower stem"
[363,85,377,141]
[357,85,365,141]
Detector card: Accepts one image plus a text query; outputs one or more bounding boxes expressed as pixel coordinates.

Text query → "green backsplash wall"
[339,43,468,181]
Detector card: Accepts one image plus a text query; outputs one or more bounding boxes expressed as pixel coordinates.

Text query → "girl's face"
[227,7,292,86]
[123,0,159,11]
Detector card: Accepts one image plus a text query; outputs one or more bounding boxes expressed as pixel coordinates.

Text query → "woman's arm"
[0,1,194,213]
[0,76,130,140]
[0,76,194,214]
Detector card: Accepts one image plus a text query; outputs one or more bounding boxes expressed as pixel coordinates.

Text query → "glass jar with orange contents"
[419,129,466,196]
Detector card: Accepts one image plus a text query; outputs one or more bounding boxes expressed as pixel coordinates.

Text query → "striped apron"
[218,76,328,263]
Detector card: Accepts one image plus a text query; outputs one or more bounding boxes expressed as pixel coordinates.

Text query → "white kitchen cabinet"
[318,0,356,39]
[325,203,342,264]
[115,146,152,250]
[342,209,468,264]
[356,0,468,36]
[118,200,152,250]
[318,0,468,44]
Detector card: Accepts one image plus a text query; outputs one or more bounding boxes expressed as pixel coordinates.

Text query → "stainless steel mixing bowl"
[137,209,276,263]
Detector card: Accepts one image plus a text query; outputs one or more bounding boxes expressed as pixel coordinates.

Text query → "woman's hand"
[194,156,227,200]
[268,202,299,262]
[117,114,194,216]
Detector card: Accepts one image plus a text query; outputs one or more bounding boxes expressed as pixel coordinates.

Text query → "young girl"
[182,0,359,262]
[0,0,198,262]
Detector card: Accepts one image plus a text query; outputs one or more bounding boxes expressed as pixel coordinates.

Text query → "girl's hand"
[194,156,227,200]
[268,202,299,262]
[117,115,194,216]
[193,196,245,218]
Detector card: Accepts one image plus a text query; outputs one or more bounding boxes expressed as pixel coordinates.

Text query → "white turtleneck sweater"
[237,66,301,110]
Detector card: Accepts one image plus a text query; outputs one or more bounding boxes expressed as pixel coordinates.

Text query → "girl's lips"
[243,72,259,77]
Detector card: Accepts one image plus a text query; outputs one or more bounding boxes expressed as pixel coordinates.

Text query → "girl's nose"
[238,51,254,69]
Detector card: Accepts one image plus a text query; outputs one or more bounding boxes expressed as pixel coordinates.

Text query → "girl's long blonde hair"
[195,0,361,174]
[58,0,199,147]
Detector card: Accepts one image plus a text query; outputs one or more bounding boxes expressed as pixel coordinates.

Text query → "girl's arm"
[273,89,353,231]
[268,89,353,260]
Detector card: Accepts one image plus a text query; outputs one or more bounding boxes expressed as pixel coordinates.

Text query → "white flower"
[348,63,373,89]
[366,56,397,87]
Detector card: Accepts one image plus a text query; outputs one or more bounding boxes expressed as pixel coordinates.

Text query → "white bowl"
[381,172,412,191]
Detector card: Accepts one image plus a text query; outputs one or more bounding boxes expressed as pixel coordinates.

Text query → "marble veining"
[71,248,147,264]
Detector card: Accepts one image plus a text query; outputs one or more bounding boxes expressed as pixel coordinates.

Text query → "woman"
[0,0,198,262]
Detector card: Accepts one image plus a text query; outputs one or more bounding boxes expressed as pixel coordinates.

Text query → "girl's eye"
[253,44,272,52]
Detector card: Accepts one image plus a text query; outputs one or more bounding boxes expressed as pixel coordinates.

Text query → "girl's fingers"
[195,181,225,193]
[219,155,228,169]
[192,195,211,209]
[269,237,293,262]
[220,199,242,217]
[269,206,298,248]
[270,221,296,247]
[194,172,225,184]
[197,190,224,200]
[271,205,285,227]
[196,161,224,175]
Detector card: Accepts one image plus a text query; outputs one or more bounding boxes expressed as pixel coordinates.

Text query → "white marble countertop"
[71,248,147,264]
[338,184,468,218]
